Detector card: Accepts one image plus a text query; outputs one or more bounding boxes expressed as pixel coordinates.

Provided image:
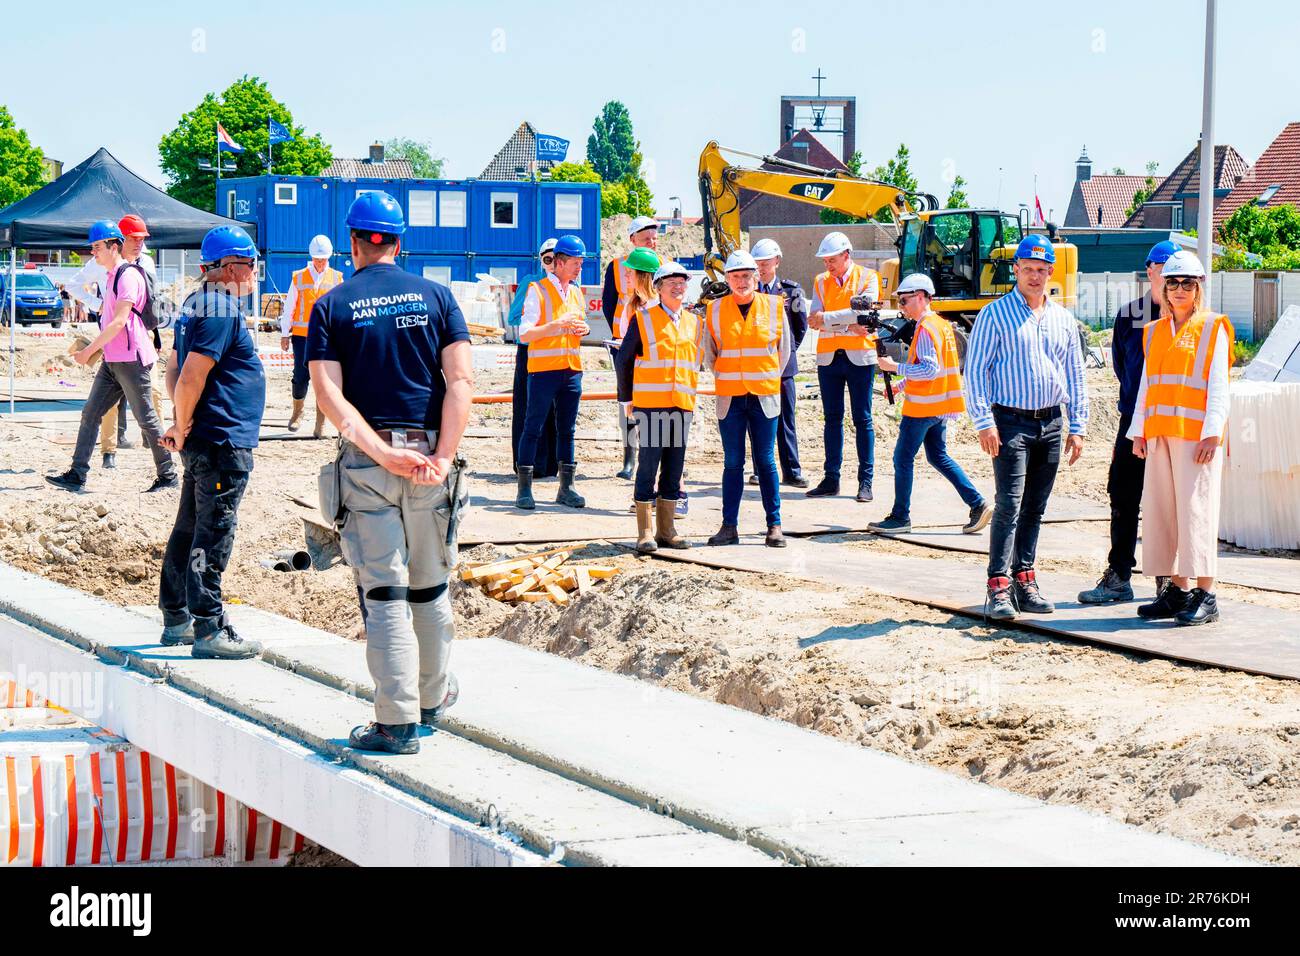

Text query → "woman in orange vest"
[1128,251,1233,626]
[604,216,660,479]
[279,235,343,436]
[871,274,991,535]
[703,250,792,548]
[614,261,702,552]
[516,235,590,510]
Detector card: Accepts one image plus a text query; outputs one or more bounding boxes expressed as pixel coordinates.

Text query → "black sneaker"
[1012,570,1055,614]
[145,475,179,493]
[1176,589,1219,626]
[855,481,873,502]
[747,473,760,485]
[805,478,839,498]
[160,620,194,646]
[1078,568,1134,604]
[784,475,809,489]
[349,722,419,755]
[985,577,1017,621]
[192,625,263,660]
[45,470,85,491]
[963,501,993,534]
[867,515,912,534]
[420,673,459,726]
[1138,583,1190,619]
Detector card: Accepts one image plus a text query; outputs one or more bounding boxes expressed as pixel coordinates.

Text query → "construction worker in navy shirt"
[308,191,474,756]
[157,225,266,660]
[1078,240,1178,604]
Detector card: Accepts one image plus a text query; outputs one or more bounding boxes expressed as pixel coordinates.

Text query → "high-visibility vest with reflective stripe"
[612,257,635,338]
[526,278,586,374]
[814,263,878,355]
[290,266,343,335]
[707,294,784,397]
[632,304,704,411]
[1141,310,1234,441]
[901,312,966,418]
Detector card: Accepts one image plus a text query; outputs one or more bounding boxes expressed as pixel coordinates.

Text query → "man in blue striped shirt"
[965,234,1088,620]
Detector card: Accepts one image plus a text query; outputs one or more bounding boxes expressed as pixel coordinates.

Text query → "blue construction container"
[538,182,601,256]
[404,254,470,287]
[401,181,472,255]
[466,182,537,256]
[332,178,410,255]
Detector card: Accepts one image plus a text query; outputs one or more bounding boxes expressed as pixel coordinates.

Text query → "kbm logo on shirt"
[347,292,429,328]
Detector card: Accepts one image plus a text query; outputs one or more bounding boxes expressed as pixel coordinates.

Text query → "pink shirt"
[100,263,155,365]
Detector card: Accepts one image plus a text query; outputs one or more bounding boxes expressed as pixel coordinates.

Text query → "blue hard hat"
[1014,234,1056,264]
[200,225,257,264]
[87,220,124,244]
[1145,240,1181,265]
[553,235,586,258]
[346,191,406,236]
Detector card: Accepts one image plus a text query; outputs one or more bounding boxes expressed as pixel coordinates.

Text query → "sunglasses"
[1164,277,1200,291]
[541,255,555,264]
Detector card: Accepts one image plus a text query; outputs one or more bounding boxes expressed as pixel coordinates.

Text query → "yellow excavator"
[697,141,1077,331]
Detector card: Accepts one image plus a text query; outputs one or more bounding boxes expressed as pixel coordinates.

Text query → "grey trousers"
[71,360,175,482]
[336,440,463,725]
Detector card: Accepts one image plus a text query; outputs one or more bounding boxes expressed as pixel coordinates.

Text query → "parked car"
[0,271,66,327]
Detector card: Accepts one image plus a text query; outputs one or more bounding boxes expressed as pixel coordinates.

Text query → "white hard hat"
[896,273,936,296]
[1160,250,1206,279]
[539,237,558,255]
[724,250,758,272]
[628,215,658,237]
[653,261,690,283]
[816,231,852,258]
[308,235,333,259]
[751,238,782,261]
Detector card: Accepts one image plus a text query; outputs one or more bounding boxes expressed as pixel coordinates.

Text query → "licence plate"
[33,310,48,316]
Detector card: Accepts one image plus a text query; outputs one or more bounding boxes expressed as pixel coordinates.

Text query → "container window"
[409,190,436,228]
[423,266,452,287]
[491,192,518,228]
[440,191,467,228]
[226,190,236,218]
[489,266,517,285]
[274,183,297,205]
[555,193,583,230]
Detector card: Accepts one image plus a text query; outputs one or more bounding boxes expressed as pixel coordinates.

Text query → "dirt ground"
[3,330,1299,865]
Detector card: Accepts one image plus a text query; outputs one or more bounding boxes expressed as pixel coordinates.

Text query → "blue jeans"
[518,369,581,468]
[890,415,984,522]
[290,334,310,401]
[718,395,780,527]
[817,352,874,484]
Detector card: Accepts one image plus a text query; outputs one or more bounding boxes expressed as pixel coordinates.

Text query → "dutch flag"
[217,123,244,154]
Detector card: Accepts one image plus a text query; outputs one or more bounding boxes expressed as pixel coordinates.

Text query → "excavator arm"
[698,141,938,282]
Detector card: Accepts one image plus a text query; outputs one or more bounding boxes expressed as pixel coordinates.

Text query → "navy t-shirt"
[174,288,267,448]
[306,263,470,431]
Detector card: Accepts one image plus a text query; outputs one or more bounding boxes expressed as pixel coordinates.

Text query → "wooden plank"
[585,567,620,580]
[545,583,570,605]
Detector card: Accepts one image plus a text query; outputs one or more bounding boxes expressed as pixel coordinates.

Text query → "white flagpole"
[1197,0,1218,302]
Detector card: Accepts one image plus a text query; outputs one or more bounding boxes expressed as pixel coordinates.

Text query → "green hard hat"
[625,247,661,273]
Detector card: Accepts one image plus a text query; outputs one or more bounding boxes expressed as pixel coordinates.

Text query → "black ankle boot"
[617,442,635,480]
[556,462,586,508]
[515,465,535,510]
[1138,583,1190,619]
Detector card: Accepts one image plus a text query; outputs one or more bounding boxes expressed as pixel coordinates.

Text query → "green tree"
[1110,166,1127,175]
[0,106,45,209]
[159,76,332,212]
[1125,160,1160,219]
[383,137,444,178]
[586,101,637,182]
[1219,202,1300,252]
[946,174,970,209]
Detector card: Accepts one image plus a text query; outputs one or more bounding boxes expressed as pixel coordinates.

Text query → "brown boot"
[765,524,787,548]
[655,497,688,549]
[313,407,327,439]
[288,398,305,432]
[635,501,657,554]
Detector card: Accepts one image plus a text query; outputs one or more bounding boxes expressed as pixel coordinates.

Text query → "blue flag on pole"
[535,134,569,163]
[268,119,293,145]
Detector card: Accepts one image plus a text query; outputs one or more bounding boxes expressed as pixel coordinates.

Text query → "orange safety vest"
[611,256,635,338]
[632,304,704,412]
[814,262,879,355]
[290,266,343,335]
[707,293,784,398]
[901,313,966,418]
[1141,310,1234,441]
[526,278,586,374]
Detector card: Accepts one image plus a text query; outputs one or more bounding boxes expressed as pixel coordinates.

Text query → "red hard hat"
[118,214,150,238]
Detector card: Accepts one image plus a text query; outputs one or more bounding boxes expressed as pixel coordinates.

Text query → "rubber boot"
[556,462,586,508]
[313,406,327,439]
[617,442,636,480]
[516,465,536,510]
[636,501,657,553]
[655,498,688,549]
[288,398,305,432]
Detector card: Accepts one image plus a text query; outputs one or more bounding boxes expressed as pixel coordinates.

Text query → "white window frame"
[423,265,452,286]
[490,191,518,229]
[489,266,517,285]
[274,183,297,205]
[226,190,237,218]
[439,191,467,229]
[554,192,583,230]
[409,190,436,228]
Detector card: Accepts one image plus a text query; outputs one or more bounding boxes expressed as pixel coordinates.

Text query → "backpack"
[112,261,162,331]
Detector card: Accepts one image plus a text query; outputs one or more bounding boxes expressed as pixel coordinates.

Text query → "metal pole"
[1197,0,1217,301]
[9,244,15,416]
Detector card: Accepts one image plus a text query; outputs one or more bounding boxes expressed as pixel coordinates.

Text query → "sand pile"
[600,214,747,271]
[0,500,161,594]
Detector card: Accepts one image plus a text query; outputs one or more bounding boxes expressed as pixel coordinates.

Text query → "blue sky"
[2,0,1295,221]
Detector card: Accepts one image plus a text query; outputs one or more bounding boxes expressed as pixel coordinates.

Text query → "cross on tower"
[811,68,826,97]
